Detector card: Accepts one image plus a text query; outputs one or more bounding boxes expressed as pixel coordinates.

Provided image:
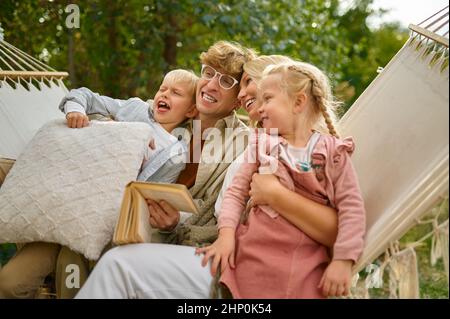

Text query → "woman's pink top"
[218,132,366,298]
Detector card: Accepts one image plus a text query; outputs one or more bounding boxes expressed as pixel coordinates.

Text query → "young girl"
[196,61,366,298]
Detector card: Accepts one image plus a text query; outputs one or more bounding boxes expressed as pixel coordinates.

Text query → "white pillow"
[0,119,152,260]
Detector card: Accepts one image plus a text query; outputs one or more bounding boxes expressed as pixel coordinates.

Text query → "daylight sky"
[368,0,449,28]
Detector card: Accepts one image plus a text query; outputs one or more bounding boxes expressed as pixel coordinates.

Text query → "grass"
[358,199,449,299]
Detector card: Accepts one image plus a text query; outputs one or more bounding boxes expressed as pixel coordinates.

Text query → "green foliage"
[0,243,16,266]
[0,0,408,110]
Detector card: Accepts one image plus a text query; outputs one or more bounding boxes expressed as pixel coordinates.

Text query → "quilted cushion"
[0,119,152,260]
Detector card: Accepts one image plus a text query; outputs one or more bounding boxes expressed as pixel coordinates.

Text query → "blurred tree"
[0,0,408,108]
[336,0,409,111]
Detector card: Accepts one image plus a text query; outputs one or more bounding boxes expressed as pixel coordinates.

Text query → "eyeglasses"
[200,64,239,90]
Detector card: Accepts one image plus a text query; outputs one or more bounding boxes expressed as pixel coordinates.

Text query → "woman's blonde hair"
[263,61,340,137]
[243,55,294,128]
[164,69,199,102]
[244,55,293,83]
[200,41,257,81]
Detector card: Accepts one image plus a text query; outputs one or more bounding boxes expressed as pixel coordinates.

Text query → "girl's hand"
[195,228,236,276]
[318,259,353,297]
[249,173,283,206]
[66,112,89,128]
[147,199,180,231]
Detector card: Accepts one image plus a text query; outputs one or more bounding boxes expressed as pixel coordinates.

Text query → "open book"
[113,181,199,245]
[0,157,15,186]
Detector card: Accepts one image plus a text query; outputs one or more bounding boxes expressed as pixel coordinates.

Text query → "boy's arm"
[58,87,128,118]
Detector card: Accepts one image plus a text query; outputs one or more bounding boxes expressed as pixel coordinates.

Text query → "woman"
[76,50,338,299]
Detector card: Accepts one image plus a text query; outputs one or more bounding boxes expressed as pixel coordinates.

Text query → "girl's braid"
[288,64,339,138]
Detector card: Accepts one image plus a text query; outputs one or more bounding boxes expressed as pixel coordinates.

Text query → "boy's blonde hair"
[200,41,257,81]
[263,61,340,137]
[164,69,199,102]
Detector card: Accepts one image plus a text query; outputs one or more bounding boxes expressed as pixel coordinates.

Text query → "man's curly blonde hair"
[200,41,258,82]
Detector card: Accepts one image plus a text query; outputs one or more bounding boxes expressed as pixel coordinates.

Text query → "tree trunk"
[105,1,119,96]
[163,12,178,72]
[67,30,77,88]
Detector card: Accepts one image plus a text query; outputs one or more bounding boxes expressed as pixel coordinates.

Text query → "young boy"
[60,69,199,183]
[0,70,198,299]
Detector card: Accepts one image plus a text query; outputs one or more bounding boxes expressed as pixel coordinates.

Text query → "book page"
[132,182,199,214]
[113,186,132,244]
[134,191,154,243]
[124,188,137,242]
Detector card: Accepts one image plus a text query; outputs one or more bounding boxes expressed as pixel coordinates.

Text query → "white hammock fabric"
[0,80,66,159]
[387,247,420,299]
[0,38,67,159]
[339,21,449,274]
[431,218,449,283]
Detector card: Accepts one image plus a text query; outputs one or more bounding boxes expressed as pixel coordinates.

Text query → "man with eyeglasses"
[74,41,257,298]
[201,65,239,90]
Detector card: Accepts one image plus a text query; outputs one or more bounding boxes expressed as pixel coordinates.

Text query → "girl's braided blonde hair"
[263,61,340,137]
